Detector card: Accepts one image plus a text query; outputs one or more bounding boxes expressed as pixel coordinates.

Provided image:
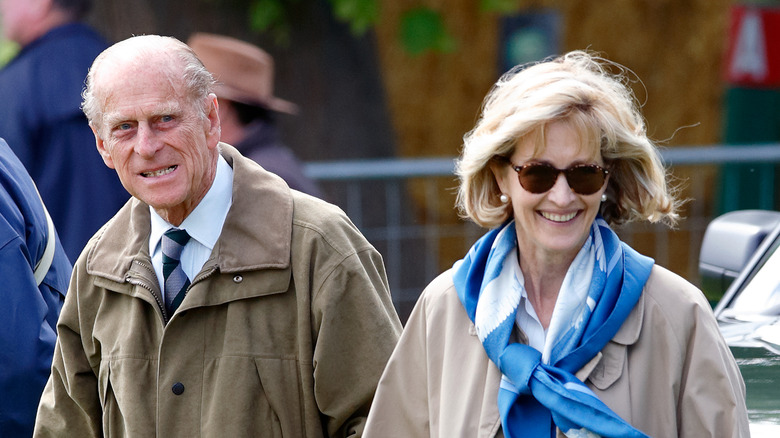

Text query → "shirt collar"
[511,257,546,350]
[149,155,233,254]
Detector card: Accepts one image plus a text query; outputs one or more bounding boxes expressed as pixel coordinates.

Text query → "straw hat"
[187,32,297,114]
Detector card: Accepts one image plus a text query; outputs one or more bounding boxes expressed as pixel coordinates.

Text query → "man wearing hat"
[188,32,322,197]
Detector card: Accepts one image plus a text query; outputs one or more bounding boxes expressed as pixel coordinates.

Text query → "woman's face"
[492,120,608,264]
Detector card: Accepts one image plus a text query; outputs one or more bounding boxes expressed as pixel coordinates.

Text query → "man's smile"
[141,165,177,178]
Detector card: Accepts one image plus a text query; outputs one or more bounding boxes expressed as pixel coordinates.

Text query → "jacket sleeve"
[0,239,58,436]
[676,290,750,437]
[34,260,103,437]
[311,245,403,438]
[363,284,433,437]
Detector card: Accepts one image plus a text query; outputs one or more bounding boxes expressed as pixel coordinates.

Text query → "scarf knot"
[499,343,541,395]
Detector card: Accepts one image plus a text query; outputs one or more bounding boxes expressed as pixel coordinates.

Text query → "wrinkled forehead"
[93,46,183,92]
[93,55,190,116]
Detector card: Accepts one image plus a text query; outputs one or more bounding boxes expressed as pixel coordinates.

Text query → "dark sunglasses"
[509,162,609,195]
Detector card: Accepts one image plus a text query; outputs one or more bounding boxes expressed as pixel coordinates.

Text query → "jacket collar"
[611,288,644,345]
[86,143,294,282]
[579,289,645,389]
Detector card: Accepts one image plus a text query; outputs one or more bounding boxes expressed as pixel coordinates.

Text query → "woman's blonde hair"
[456,50,681,229]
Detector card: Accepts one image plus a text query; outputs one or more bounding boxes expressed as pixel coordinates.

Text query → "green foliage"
[250,0,285,30]
[250,0,291,44]
[400,8,456,56]
[245,0,476,55]
[248,0,377,43]
[0,39,19,68]
[480,0,521,14]
[329,0,379,34]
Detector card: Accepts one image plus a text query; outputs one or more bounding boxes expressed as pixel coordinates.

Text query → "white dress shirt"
[511,241,594,363]
[149,155,233,293]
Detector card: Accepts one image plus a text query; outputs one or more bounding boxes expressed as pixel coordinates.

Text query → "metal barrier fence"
[304,144,780,322]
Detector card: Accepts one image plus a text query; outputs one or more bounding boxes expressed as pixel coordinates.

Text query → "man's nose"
[134,124,163,158]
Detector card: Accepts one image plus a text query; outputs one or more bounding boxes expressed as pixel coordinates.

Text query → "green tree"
[249,0,519,54]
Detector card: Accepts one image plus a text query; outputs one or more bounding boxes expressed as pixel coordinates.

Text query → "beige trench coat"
[34,144,402,437]
[364,265,749,437]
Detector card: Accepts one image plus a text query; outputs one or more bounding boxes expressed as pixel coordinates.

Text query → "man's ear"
[93,127,115,169]
[205,93,221,149]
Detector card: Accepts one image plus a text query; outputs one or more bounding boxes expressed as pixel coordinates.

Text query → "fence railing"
[304,144,780,322]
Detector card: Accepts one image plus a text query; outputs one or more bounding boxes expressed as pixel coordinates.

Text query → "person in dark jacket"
[0,0,129,260]
[0,138,71,437]
[187,32,323,198]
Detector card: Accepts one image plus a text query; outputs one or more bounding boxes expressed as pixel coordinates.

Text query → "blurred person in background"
[188,32,322,198]
[33,35,400,437]
[364,51,749,437]
[0,0,129,261]
[0,137,71,437]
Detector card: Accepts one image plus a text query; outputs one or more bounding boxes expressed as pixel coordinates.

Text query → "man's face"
[1,0,25,42]
[94,62,221,225]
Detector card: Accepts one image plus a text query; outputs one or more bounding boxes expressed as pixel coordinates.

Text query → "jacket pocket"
[98,358,157,437]
[200,356,303,437]
[255,358,305,437]
[98,361,114,436]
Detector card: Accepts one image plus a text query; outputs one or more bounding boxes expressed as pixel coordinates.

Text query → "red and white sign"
[725,5,780,87]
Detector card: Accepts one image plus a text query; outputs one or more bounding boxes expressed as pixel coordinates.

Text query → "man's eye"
[161,115,174,123]
[117,123,133,131]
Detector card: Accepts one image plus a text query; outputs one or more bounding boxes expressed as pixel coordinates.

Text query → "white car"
[700,210,780,435]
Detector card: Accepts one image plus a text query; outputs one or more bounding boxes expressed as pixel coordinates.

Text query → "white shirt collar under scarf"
[476,226,595,364]
[149,155,233,289]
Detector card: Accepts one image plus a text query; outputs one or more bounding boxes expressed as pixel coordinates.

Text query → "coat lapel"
[581,290,645,390]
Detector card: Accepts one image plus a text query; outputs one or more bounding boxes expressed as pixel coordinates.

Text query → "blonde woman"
[364,51,748,437]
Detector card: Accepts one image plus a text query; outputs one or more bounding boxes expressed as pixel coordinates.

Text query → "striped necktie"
[162,228,191,316]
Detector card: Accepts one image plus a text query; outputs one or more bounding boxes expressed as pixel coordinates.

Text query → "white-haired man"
[34,34,401,437]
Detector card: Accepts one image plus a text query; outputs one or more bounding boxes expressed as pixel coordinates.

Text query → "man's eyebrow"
[103,104,182,127]
[156,103,182,116]
[102,113,128,128]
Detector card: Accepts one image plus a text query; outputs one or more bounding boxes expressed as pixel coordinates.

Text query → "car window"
[730,236,780,316]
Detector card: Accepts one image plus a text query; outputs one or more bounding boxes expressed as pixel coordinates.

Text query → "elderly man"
[34,35,401,437]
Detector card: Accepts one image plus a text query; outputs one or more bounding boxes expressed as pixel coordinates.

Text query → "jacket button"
[172,382,185,395]
[233,275,243,283]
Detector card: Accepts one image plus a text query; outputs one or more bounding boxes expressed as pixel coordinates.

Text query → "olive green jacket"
[35,144,402,437]
[364,265,749,437]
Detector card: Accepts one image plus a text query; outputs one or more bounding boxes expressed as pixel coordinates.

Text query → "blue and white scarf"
[453,217,653,438]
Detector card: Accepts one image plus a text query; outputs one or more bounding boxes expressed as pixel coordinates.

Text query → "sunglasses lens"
[567,165,607,195]
[517,164,558,194]
[516,163,607,194]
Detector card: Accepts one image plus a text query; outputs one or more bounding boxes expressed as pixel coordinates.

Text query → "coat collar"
[611,287,645,346]
[86,143,294,282]
[579,287,646,389]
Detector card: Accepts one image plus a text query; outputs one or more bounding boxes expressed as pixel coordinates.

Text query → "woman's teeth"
[541,211,576,222]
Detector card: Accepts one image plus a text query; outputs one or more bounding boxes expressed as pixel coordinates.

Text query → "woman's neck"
[519,248,575,329]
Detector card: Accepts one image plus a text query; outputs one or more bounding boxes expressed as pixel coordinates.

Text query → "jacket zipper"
[127,260,169,324]
[192,265,218,284]
[126,261,222,325]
